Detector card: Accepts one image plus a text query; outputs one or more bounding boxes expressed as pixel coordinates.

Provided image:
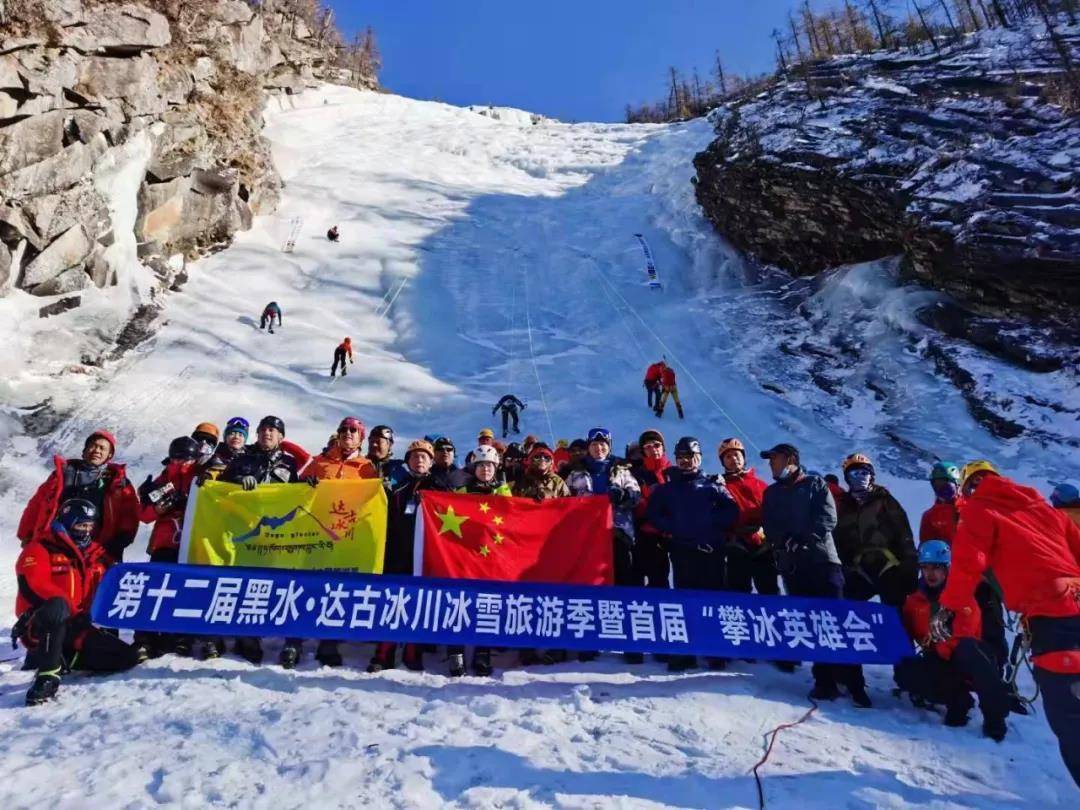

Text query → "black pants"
[843,563,915,689]
[725,544,780,596]
[669,544,725,591]
[331,347,348,376]
[784,562,864,691]
[646,383,659,409]
[500,409,519,436]
[631,532,670,589]
[260,312,281,331]
[28,597,141,674]
[894,638,1010,723]
[975,579,1007,673]
[1030,615,1080,787]
[613,529,636,587]
[136,548,191,651]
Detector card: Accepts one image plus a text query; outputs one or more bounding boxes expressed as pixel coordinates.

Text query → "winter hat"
[405,439,435,460]
[337,417,365,439]
[556,438,569,449]
[639,429,665,447]
[569,438,588,452]
[759,443,799,462]
[84,429,117,460]
[192,422,220,443]
[224,416,249,440]
[258,415,286,436]
[1050,482,1079,508]
[527,443,554,463]
[674,437,702,457]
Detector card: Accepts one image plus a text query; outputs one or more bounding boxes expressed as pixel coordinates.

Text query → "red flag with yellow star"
[416,492,613,585]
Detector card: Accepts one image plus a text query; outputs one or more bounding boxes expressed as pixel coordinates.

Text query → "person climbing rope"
[643,359,665,411]
[331,337,353,377]
[655,363,684,419]
[492,394,526,438]
[259,301,282,334]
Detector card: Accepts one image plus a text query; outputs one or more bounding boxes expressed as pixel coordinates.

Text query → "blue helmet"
[1050,482,1079,508]
[587,427,612,445]
[918,540,951,566]
[930,461,961,484]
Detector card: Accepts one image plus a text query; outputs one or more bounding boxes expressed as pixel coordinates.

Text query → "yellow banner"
[179,479,387,573]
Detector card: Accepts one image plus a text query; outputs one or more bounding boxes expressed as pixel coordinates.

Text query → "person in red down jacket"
[17,429,139,563]
[14,498,142,706]
[655,364,684,419]
[718,438,779,597]
[643,360,665,410]
[920,460,1008,672]
[133,436,203,659]
[895,540,1009,740]
[934,462,1080,786]
[630,428,673,591]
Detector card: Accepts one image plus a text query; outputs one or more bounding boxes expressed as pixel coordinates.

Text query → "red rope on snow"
[751,698,819,810]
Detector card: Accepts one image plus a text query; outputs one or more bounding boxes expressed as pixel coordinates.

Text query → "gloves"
[929,608,954,643]
[11,610,31,649]
[608,487,624,506]
[137,474,156,505]
[304,475,320,488]
[241,475,258,491]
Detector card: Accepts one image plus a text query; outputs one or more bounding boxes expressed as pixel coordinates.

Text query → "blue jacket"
[645,468,738,553]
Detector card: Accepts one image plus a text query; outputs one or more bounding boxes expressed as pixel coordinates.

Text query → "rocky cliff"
[693,20,1079,366]
[0,0,376,313]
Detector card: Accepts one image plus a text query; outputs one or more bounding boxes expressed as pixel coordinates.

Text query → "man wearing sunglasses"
[513,443,570,500]
[312,418,377,480]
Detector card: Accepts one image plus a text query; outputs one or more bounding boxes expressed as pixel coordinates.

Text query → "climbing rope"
[1003,614,1041,710]
[751,698,819,810]
[593,260,764,452]
[375,276,409,319]
[522,265,557,447]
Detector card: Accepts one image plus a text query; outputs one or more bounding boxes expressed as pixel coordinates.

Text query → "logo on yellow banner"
[179,479,387,573]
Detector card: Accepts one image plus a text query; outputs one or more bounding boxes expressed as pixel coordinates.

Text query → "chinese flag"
[417,492,613,585]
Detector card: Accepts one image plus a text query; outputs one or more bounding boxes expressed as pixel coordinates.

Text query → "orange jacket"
[337,340,353,361]
[920,497,963,543]
[902,583,980,660]
[17,456,139,560]
[311,446,378,480]
[940,475,1080,620]
[660,366,676,388]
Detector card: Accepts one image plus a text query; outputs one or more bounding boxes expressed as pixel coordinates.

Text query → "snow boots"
[448,653,466,678]
[25,670,61,707]
[472,649,493,677]
[235,637,264,665]
[279,642,301,669]
[316,641,343,668]
[201,638,223,661]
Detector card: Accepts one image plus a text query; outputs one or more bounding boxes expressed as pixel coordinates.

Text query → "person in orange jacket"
[14,498,142,706]
[643,360,665,410]
[895,540,1009,740]
[311,417,377,480]
[718,438,779,597]
[934,461,1080,785]
[331,337,353,377]
[17,429,139,563]
[919,460,1008,671]
[134,436,202,659]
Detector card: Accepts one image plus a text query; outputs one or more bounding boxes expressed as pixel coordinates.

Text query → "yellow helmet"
[842,452,874,474]
[961,459,998,486]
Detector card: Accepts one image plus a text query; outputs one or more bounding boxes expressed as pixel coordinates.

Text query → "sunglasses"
[532,454,553,462]
[339,427,361,434]
[436,446,455,453]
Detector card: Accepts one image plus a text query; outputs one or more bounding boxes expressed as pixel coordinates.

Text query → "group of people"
[11,417,1080,787]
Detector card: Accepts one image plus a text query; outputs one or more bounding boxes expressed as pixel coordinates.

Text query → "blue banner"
[92,563,911,664]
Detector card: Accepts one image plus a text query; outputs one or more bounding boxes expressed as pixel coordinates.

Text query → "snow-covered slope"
[0,86,1076,807]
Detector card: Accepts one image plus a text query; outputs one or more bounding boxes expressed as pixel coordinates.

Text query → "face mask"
[846,468,873,493]
[931,479,958,503]
[774,464,798,482]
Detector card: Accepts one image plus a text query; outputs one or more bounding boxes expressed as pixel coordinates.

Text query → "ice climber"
[259,301,282,333]
[331,337,354,377]
[492,394,526,437]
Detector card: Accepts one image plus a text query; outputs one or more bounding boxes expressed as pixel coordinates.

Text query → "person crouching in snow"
[894,540,1010,741]
[259,301,282,333]
[134,436,202,660]
[327,225,340,242]
[14,499,142,706]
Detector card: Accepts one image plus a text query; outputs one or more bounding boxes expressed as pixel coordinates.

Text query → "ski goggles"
[225,417,249,436]
[587,428,612,445]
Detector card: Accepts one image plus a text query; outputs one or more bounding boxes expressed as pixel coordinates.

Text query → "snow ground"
[0,86,1077,807]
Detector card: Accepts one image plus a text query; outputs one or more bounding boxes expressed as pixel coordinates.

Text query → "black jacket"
[761,471,841,568]
[220,445,300,485]
[493,395,525,414]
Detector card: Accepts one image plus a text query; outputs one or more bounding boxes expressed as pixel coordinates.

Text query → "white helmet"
[472,445,500,466]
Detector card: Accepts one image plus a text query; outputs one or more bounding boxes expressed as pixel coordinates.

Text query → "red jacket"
[15,524,110,646]
[633,455,671,538]
[920,497,963,543]
[553,448,571,469]
[902,582,980,660]
[644,363,664,385]
[723,467,768,548]
[660,367,676,388]
[17,456,139,560]
[940,475,1080,622]
[141,461,199,554]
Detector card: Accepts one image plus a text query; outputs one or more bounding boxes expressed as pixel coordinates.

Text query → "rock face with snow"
[693,21,1079,359]
[0,0,378,301]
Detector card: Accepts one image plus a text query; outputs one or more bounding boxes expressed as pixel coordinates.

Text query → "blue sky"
[328,1,823,122]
